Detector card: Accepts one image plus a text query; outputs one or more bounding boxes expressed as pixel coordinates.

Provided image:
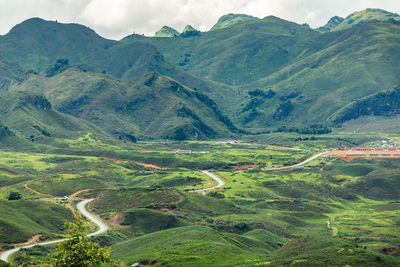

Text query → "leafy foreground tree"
[51,215,112,267]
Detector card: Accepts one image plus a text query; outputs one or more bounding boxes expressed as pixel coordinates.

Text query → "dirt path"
[24,183,55,197]
[0,199,108,263]
[69,187,114,198]
[13,234,41,247]
[332,226,338,237]
[132,161,165,170]
[69,188,94,198]
[102,157,165,170]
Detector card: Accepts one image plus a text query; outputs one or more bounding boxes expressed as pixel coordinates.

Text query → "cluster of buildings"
[172,149,209,154]
[351,147,399,151]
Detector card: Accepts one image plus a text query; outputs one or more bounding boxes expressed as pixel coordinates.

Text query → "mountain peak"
[318,8,400,32]
[7,17,97,37]
[155,26,179,37]
[182,25,198,33]
[180,25,201,37]
[210,13,258,31]
[317,16,344,32]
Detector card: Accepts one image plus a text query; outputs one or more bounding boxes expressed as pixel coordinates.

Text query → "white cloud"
[0,0,400,40]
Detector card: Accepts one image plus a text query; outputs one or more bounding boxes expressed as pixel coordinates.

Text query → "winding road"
[0,199,108,263]
[189,170,225,193]
[262,151,329,171]
[1,151,328,263]
[189,152,328,192]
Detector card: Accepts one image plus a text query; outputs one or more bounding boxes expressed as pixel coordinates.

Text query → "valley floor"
[1,134,400,266]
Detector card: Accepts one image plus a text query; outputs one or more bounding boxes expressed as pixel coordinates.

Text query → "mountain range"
[0,8,399,142]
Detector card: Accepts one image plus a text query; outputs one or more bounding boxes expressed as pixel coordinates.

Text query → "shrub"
[7,191,22,200]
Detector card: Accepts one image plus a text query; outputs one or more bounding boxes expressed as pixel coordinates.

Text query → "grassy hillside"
[242,20,400,129]
[0,91,102,143]
[11,69,238,140]
[0,18,240,120]
[120,15,400,131]
[1,139,400,265]
[110,226,274,266]
[122,16,320,85]
[0,200,74,246]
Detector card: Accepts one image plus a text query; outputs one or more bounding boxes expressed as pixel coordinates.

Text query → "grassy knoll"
[110,225,271,266]
[0,200,73,247]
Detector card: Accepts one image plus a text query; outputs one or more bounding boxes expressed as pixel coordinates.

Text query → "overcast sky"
[0,0,399,40]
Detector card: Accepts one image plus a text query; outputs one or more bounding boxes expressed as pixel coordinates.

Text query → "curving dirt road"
[0,199,108,263]
[263,151,329,171]
[189,170,225,193]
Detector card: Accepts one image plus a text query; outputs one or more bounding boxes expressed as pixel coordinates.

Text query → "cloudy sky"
[0,0,399,40]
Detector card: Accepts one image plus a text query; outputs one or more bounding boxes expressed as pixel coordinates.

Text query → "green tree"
[52,215,112,267]
[7,191,22,200]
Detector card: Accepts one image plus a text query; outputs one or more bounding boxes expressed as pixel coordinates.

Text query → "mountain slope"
[243,20,400,128]
[122,16,320,85]
[0,18,239,118]
[11,69,238,140]
[0,90,101,143]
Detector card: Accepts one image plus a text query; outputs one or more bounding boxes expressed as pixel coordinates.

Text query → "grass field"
[1,135,399,266]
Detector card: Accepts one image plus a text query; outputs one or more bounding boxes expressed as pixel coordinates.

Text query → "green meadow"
[0,133,398,266]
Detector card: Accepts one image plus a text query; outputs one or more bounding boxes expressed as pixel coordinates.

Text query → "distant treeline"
[275,124,332,134]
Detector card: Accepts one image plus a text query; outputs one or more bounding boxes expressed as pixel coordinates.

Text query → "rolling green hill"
[0,200,74,246]
[110,225,275,266]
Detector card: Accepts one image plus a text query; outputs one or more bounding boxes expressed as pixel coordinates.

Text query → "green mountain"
[317,16,344,32]
[122,13,400,130]
[2,11,400,136]
[209,13,259,31]
[242,20,400,128]
[155,26,179,37]
[320,8,400,32]
[0,18,195,82]
[123,16,319,85]
[0,17,236,113]
[11,69,238,140]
